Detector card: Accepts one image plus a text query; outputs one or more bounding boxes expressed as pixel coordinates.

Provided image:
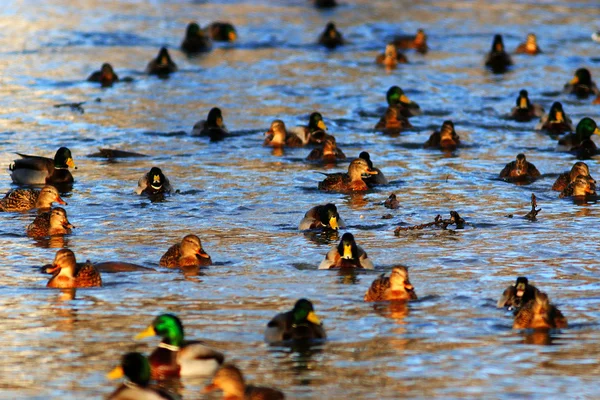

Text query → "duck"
[385,86,421,118]
[135,167,172,196]
[192,107,229,141]
[535,101,574,135]
[208,22,237,42]
[87,148,147,159]
[364,266,417,302]
[107,352,179,400]
[384,193,400,209]
[288,112,328,145]
[318,22,344,49]
[298,203,346,231]
[318,158,378,193]
[509,90,544,122]
[180,22,212,54]
[359,152,388,185]
[263,120,303,148]
[513,291,568,330]
[146,47,178,76]
[392,28,428,54]
[9,147,75,186]
[496,277,540,311]
[499,153,541,182]
[306,135,346,163]
[159,234,212,268]
[264,298,326,343]
[135,313,225,379]
[45,249,102,288]
[557,117,600,159]
[515,33,542,55]
[375,43,408,68]
[552,162,594,192]
[0,185,66,212]
[374,106,411,132]
[318,232,374,269]
[485,34,513,73]
[26,207,73,237]
[424,120,460,150]
[203,364,285,400]
[87,63,119,87]
[559,174,597,198]
[563,68,599,99]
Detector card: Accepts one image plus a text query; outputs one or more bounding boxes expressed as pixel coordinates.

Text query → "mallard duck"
[9,147,75,186]
[264,298,326,343]
[306,135,346,163]
[564,68,599,99]
[0,185,66,212]
[557,117,600,154]
[424,120,460,150]
[513,291,568,330]
[107,352,179,400]
[87,63,119,87]
[26,207,73,237]
[288,112,328,145]
[552,162,594,192]
[384,193,400,209]
[181,22,211,54]
[318,158,377,193]
[509,90,544,122]
[314,0,337,8]
[318,232,374,269]
[515,33,542,55]
[146,47,178,76]
[263,120,303,148]
[203,364,285,400]
[87,148,147,158]
[359,152,388,185]
[499,153,541,182]
[318,22,344,49]
[485,34,513,73]
[135,167,172,196]
[192,107,229,141]
[159,234,212,268]
[375,106,412,132]
[535,101,574,135]
[298,203,346,231]
[559,174,597,198]
[385,86,421,118]
[496,277,540,311]
[208,22,237,42]
[364,266,417,302]
[135,313,225,379]
[45,249,102,288]
[392,28,428,54]
[375,44,408,68]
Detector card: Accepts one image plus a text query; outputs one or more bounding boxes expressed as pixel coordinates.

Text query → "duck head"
[203,364,245,398]
[575,117,600,141]
[571,175,597,197]
[180,234,210,259]
[54,147,75,169]
[492,34,505,53]
[292,298,322,325]
[386,86,411,106]
[147,167,167,191]
[107,352,151,387]
[516,90,531,109]
[569,162,591,182]
[38,185,67,207]
[337,232,359,260]
[308,112,327,132]
[207,107,224,128]
[570,68,592,86]
[390,266,415,294]
[45,248,77,277]
[49,207,74,231]
[548,102,565,123]
[135,313,185,347]
[317,203,341,230]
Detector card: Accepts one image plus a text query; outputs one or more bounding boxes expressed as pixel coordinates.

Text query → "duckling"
[496,277,540,311]
[208,22,237,42]
[375,106,412,132]
[203,364,285,400]
[424,120,460,150]
[159,234,212,268]
[509,90,544,122]
[515,33,542,55]
[263,120,303,148]
[359,152,388,185]
[384,193,400,209]
[552,162,594,192]
[318,22,344,49]
[146,47,178,76]
[87,63,119,87]
[318,232,374,269]
[299,203,346,231]
[264,298,326,343]
[192,107,229,141]
[535,101,574,135]
[135,167,172,196]
[135,313,225,379]
[485,34,513,73]
[107,352,179,400]
[392,28,428,54]
[288,112,328,145]
[314,0,337,8]
[306,135,346,163]
[87,148,147,159]
[26,207,73,237]
[0,185,66,212]
[364,266,417,302]
[499,153,541,182]
[318,158,378,193]
[180,22,211,54]
[9,147,75,186]
[513,291,568,330]
[557,117,600,158]
[375,43,408,68]
[385,86,421,118]
[559,174,597,198]
[45,249,102,288]
[564,68,599,99]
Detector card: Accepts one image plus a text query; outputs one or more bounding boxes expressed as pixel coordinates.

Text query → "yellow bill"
[400,94,410,104]
[106,366,124,380]
[329,216,338,230]
[228,31,237,42]
[342,243,353,259]
[307,311,321,325]
[134,325,156,340]
[317,120,327,131]
[66,158,75,169]
[570,76,579,85]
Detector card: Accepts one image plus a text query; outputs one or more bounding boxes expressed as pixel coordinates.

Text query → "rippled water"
[1,0,600,399]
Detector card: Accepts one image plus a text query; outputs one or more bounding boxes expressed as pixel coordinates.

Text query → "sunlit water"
[1,0,600,399]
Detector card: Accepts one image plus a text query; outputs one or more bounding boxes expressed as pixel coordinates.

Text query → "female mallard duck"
[392,28,428,54]
[557,117,600,159]
[515,33,542,55]
[203,364,285,400]
[192,107,229,141]
[135,167,172,195]
[318,22,344,49]
[87,63,119,87]
[375,106,411,132]
[45,249,102,288]
[318,158,378,193]
[424,120,460,150]
[159,234,212,268]
[513,291,568,330]
[107,352,179,400]
[264,120,303,148]
[509,90,544,122]
[135,313,225,379]
[559,174,597,198]
[564,68,599,99]
[181,22,212,54]
[497,277,539,310]
[146,47,178,76]
[499,153,541,182]
[385,86,421,118]
[299,203,346,231]
[485,34,513,73]
[208,22,237,42]
[289,112,328,145]
[264,298,326,343]
[26,207,73,237]
[306,135,346,163]
[375,44,408,68]
[535,101,574,135]
[9,147,75,186]
[318,232,374,269]
[552,162,594,192]
[0,185,66,212]
[359,152,388,185]
[364,266,417,302]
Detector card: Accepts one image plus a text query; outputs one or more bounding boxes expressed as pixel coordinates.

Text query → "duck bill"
[106,366,124,380]
[594,127,600,136]
[202,383,218,393]
[570,76,579,85]
[66,158,75,169]
[400,94,410,104]
[329,216,339,230]
[56,195,67,205]
[45,264,60,274]
[404,283,414,291]
[198,249,210,258]
[366,168,378,175]
[64,222,74,229]
[317,120,327,131]
[342,243,353,259]
[134,325,156,340]
[307,311,321,325]
[555,111,564,123]
[519,98,528,109]
[217,117,223,128]
[228,31,237,41]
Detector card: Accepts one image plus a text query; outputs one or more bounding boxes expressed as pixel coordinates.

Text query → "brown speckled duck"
[318,158,377,193]
[513,291,568,330]
[9,147,75,186]
[306,135,346,163]
[46,249,102,289]
[364,266,417,302]
[510,90,544,122]
[393,28,428,54]
[375,44,408,68]
[318,232,374,269]
[204,364,285,400]
[159,234,212,268]
[264,298,326,343]
[552,162,594,192]
[515,33,542,55]
[559,174,596,198]
[263,120,303,148]
[298,203,345,231]
[499,153,541,182]
[26,207,73,237]
[424,120,460,150]
[497,277,540,311]
[375,106,412,132]
[0,185,66,212]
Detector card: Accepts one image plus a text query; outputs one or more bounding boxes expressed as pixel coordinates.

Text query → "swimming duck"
[499,153,541,182]
[146,47,178,76]
[298,203,346,231]
[0,185,66,212]
[318,232,374,269]
[9,147,75,186]
[375,43,408,68]
[318,22,344,49]
[558,117,600,159]
[288,112,328,145]
[135,167,172,196]
[87,63,119,87]
[208,22,237,42]
[263,120,303,148]
[552,162,594,192]
[203,364,285,400]
[564,68,599,99]
[515,33,542,55]
[45,249,102,288]
[359,152,388,185]
[384,193,400,209]
[159,234,212,268]
[513,291,568,330]
[535,101,574,135]
[496,277,540,311]
[264,298,326,343]
[485,34,513,73]
[318,158,378,193]
[364,266,417,302]
[559,174,597,198]
[192,107,229,141]
[392,28,428,54]
[314,0,337,8]
[306,135,346,163]
[181,22,212,54]
[135,313,225,379]
[374,106,412,132]
[385,86,421,118]
[26,207,73,237]
[509,90,544,122]
[87,148,147,159]
[424,120,460,150]
[107,352,179,400]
